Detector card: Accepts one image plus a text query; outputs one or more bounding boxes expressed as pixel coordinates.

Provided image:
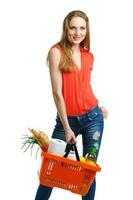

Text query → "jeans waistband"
[67,105,99,119]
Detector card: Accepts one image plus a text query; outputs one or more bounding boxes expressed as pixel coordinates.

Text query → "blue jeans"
[35,105,104,200]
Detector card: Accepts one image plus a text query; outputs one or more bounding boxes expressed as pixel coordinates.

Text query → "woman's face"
[67,16,86,45]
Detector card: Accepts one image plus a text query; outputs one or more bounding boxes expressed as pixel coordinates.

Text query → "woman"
[35,10,108,200]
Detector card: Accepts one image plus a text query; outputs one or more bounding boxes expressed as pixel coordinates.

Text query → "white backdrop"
[0,0,133,199]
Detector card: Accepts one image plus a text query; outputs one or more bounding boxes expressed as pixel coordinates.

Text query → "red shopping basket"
[39,144,101,196]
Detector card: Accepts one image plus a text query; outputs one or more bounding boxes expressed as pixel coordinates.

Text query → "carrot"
[28,128,49,151]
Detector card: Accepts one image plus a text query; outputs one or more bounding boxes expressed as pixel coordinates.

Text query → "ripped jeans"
[35,105,104,200]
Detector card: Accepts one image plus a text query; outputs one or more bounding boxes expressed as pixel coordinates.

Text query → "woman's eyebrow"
[69,25,86,28]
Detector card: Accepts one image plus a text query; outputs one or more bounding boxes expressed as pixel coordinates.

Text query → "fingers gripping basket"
[39,144,101,196]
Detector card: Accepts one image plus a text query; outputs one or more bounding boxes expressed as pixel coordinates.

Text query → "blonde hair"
[49,10,90,72]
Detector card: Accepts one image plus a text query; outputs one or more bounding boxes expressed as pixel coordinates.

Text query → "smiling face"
[67,16,87,46]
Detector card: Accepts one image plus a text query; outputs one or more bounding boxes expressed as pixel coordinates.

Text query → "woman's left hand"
[100,106,108,119]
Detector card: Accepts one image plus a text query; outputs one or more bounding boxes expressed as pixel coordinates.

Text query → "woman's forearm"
[53,93,71,131]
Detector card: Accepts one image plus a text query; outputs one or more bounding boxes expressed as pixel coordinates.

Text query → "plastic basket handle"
[63,144,80,162]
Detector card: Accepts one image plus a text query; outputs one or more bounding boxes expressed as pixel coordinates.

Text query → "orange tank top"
[52,44,98,116]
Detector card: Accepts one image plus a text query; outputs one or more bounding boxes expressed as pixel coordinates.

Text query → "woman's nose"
[75,28,80,35]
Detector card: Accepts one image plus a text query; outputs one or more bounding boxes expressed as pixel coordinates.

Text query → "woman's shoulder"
[48,43,62,65]
[50,43,63,52]
[49,43,61,55]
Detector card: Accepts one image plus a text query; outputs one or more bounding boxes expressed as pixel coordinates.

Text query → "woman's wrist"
[64,127,71,132]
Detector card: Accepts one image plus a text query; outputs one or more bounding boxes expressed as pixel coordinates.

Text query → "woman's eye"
[69,26,86,30]
[80,27,85,30]
[69,27,76,30]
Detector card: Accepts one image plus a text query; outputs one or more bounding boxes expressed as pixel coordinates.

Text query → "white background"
[0,0,133,199]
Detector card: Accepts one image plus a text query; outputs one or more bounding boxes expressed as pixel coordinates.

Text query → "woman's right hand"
[65,128,76,144]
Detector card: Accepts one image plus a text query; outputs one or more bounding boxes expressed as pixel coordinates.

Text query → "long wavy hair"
[49,10,90,72]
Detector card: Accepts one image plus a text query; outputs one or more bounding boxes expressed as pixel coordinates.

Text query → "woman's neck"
[71,44,80,52]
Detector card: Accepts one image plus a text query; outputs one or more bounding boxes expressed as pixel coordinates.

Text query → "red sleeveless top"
[52,44,98,116]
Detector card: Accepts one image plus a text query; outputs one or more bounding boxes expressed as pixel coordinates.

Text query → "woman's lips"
[73,37,81,41]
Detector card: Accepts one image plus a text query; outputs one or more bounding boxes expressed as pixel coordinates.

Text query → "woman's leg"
[82,179,96,200]
[35,185,53,200]
[51,114,80,151]
[81,106,104,200]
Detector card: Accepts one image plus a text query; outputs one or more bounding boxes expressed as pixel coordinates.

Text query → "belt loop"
[77,116,80,121]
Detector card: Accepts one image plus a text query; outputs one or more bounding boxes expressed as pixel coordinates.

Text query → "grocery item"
[47,139,66,156]
[21,128,49,158]
[85,147,97,161]
[84,147,97,166]
[79,156,86,163]
[29,128,49,151]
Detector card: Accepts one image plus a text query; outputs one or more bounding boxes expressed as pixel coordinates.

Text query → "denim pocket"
[87,107,103,120]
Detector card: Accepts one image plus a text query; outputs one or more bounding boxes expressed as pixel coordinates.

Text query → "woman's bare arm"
[48,47,76,144]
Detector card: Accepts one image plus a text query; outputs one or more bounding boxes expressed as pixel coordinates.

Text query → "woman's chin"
[71,40,82,45]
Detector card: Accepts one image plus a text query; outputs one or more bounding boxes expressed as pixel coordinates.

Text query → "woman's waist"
[65,101,98,117]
